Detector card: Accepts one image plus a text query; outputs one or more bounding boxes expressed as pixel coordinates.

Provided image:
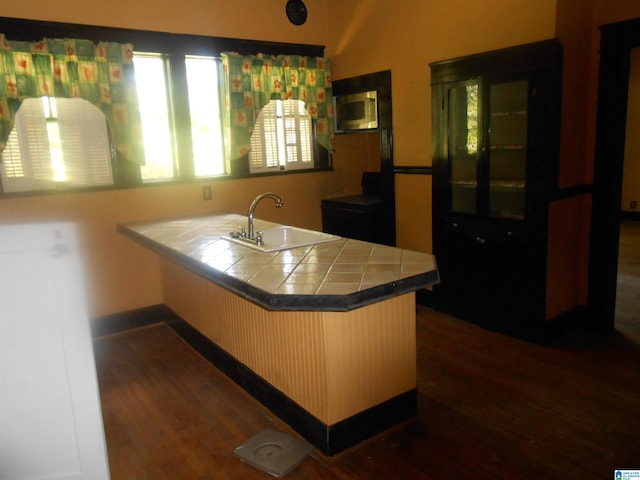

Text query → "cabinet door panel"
[488,79,529,221]
[447,82,480,215]
[0,224,110,480]
[480,235,540,336]
[435,218,544,336]
[437,229,481,321]
[430,39,562,341]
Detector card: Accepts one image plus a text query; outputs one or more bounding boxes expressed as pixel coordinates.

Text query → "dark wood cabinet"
[321,194,383,243]
[430,40,562,341]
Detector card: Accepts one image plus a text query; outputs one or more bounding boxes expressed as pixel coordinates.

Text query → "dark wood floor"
[616,221,640,338]
[94,222,640,479]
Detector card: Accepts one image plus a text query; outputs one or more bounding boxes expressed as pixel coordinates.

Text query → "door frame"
[332,70,396,246]
[590,18,640,330]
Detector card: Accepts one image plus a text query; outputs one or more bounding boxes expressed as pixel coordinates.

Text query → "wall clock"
[286,0,307,26]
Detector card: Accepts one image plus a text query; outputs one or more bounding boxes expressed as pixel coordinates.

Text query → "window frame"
[0,16,330,197]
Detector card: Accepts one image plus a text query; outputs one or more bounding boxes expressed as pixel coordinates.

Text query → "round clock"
[286,0,308,26]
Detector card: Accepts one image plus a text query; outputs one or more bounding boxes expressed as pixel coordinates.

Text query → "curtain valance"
[0,34,144,165]
[221,51,334,162]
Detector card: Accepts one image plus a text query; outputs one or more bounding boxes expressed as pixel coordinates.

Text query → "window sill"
[0,167,334,199]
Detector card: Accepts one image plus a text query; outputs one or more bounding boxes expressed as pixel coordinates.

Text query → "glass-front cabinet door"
[430,39,563,341]
[487,78,528,220]
[444,77,529,221]
[447,81,480,215]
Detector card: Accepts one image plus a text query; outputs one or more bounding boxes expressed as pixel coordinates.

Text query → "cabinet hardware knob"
[476,236,486,244]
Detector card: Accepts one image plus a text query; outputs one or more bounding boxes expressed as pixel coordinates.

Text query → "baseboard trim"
[545,305,593,341]
[415,288,434,307]
[90,304,175,338]
[91,304,418,455]
[621,211,640,222]
[166,313,417,457]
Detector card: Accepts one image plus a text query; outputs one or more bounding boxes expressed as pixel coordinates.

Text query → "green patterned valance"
[221,52,335,162]
[0,34,144,165]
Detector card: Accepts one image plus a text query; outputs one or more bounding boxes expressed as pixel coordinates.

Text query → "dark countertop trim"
[118,221,439,312]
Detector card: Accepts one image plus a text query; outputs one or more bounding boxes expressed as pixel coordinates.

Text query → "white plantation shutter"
[56,99,113,187]
[250,101,281,173]
[249,99,313,173]
[1,98,113,193]
[282,100,313,170]
[1,99,55,192]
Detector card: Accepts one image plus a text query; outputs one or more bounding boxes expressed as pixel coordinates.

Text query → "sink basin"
[224,226,340,252]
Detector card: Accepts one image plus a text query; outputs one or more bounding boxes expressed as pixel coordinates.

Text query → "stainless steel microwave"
[334,90,378,131]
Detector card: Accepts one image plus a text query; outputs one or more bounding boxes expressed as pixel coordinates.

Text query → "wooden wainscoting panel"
[546,195,591,319]
[394,173,433,253]
[323,293,417,424]
[160,258,330,422]
[160,259,418,427]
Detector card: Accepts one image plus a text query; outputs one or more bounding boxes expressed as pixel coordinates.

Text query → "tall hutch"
[430,40,571,341]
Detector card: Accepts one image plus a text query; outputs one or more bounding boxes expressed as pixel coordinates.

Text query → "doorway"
[590,18,640,331]
[617,221,640,339]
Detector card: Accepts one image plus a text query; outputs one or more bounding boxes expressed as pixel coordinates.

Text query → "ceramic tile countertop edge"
[117,214,440,312]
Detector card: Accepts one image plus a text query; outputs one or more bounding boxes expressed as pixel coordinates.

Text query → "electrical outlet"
[202,186,212,201]
[631,200,637,210]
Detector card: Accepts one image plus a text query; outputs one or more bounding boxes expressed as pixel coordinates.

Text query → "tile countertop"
[118,213,440,312]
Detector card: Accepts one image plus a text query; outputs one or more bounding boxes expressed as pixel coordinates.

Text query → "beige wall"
[0,1,343,318]
[325,0,558,168]
[323,0,640,318]
[325,0,640,245]
[555,0,595,188]
[0,174,337,317]
[1,0,329,43]
[324,0,558,254]
[622,48,640,212]
[3,1,640,319]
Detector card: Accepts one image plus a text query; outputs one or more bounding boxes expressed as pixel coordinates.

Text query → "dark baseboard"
[91,303,418,455]
[166,314,417,457]
[415,288,434,307]
[326,389,417,457]
[621,211,640,222]
[544,305,618,343]
[90,304,176,338]
[543,306,590,342]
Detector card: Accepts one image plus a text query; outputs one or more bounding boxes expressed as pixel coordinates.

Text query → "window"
[133,54,225,180]
[133,53,226,180]
[185,56,225,177]
[133,54,176,180]
[0,17,326,194]
[249,99,313,173]
[1,97,113,193]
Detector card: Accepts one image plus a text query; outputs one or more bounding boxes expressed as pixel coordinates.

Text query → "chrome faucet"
[247,192,283,240]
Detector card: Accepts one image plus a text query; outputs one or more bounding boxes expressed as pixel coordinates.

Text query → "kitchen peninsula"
[118,213,439,456]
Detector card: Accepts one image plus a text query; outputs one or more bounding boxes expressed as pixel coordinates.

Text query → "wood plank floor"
[94,222,640,479]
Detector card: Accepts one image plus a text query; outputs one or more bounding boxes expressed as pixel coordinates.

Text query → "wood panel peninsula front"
[118,213,439,456]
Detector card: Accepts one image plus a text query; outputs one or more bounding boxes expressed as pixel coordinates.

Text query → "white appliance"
[0,223,110,480]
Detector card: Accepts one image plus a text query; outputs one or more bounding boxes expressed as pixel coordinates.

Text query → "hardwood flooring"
[617,221,640,338]
[94,222,640,479]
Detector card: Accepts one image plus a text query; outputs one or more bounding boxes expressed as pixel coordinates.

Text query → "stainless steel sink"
[224,225,340,252]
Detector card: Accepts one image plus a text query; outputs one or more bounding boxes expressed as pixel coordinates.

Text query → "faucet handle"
[240,226,247,238]
[256,231,263,246]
